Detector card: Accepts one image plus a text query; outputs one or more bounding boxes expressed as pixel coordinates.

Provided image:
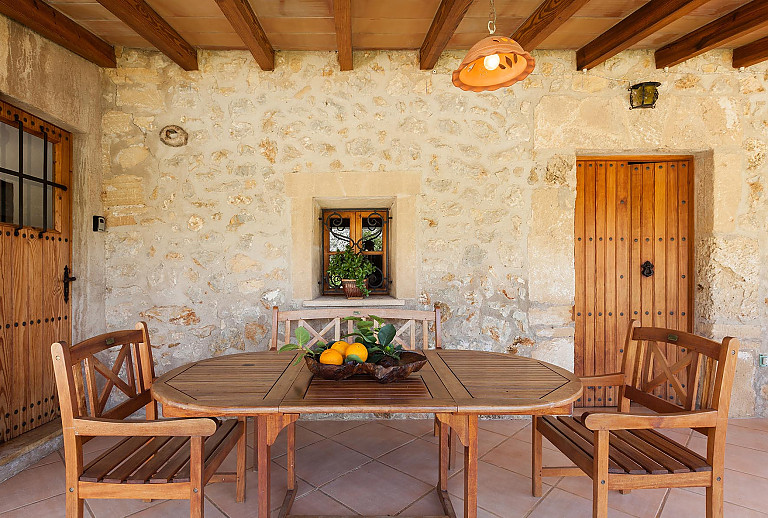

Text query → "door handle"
[63,265,77,304]
[641,261,654,278]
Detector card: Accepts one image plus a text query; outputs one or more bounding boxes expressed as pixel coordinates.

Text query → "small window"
[322,209,390,295]
[0,116,57,230]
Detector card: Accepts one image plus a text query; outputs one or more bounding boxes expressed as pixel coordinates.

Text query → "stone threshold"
[303,295,406,307]
[0,419,62,484]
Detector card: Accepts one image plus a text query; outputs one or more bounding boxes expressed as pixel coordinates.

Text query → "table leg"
[463,414,479,518]
[257,416,271,518]
[286,422,296,491]
[532,415,542,497]
[439,420,449,491]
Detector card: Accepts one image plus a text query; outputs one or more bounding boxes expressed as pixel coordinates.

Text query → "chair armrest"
[582,411,718,431]
[73,417,218,437]
[580,373,625,388]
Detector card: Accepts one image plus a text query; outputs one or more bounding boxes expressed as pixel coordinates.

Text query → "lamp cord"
[488,0,497,35]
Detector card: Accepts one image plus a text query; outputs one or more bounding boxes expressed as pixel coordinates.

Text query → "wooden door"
[0,101,72,443]
[574,158,693,407]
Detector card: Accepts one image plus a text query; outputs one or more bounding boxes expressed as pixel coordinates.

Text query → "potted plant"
[327,244,375,299]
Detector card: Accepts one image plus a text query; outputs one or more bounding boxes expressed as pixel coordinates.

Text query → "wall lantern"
[452,0,535,92]
[629,82,661,109]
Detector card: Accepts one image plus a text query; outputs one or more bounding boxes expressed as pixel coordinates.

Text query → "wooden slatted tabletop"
[152,350,582,518]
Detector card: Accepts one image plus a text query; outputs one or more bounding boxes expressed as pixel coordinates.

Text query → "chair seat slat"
[559,417,646,475]
[102,436,172,483]
[81,436,152,482]
[127,436,189,483]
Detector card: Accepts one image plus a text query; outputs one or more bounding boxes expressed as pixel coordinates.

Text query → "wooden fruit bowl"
[304,351,427,383]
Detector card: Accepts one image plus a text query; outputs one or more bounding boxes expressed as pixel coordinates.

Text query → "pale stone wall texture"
[0,15,104,342]
[98,47,767,417]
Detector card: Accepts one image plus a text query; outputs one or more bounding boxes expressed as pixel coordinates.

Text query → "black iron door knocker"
[641,261,654,278]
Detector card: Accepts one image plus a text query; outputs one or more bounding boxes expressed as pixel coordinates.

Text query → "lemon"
[344,342,369,363]
[319,349,344,365]
[330,340,350,355]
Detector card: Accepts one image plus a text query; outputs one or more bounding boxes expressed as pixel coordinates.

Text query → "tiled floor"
[1,417,767,517]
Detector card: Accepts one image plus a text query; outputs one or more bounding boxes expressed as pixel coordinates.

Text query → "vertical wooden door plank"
[678,161,691,333]
[666,162,681,400]
[28,233,43,432]
[0,231,11,442]
[595,161,607,407]
[615,162,631,384]
[640,163,655,331]
[584,161,597,407]
[630,164,642,349]
[605,161,617,406]
[653,162,668,402]
[574,161,586,407]
[12,231,29,439]
[43,233,60,420]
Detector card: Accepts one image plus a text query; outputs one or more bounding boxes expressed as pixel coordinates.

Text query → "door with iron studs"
[574,158,694,408]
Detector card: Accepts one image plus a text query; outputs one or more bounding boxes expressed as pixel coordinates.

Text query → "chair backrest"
[617,321,740,418]
[51,322,157,433]
[270,305,442,351]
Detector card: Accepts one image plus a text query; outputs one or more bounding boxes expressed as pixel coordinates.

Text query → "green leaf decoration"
[291,351,307,366]
[295,326,311,346]
[356,320,374,329]
[378,323,396,347]
[279,343,301,352]
[369,315,385,325]
[345,354,364,363]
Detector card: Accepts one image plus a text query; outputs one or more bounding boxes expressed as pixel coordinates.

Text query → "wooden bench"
[532,321,740,518]
[51,322,247,518]
[263,305,446,467]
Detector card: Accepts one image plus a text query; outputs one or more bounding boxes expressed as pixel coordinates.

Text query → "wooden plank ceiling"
[1,0,768,71]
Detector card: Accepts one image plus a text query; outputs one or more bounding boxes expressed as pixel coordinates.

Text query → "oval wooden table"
[153,349,582,518]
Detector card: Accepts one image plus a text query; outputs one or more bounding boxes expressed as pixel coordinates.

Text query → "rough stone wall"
[101,48,768,416]
[0,14,105,343]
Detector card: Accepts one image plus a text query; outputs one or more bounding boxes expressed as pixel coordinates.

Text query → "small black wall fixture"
[629,82,661,109]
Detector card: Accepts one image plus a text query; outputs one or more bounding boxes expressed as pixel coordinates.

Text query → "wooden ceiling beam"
[95,0,198,70]
[213,0,274,70]
[333,0,353,71]
[0,0,116,68]
[419,0,474,70]
[512,0,591,51]
[576,0,712,70]
[655,0,768,69]
[733,36,768,68]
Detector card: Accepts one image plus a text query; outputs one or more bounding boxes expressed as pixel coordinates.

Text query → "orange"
[330,340,350,355]
[319,349,344,365]
[344,342,369,363]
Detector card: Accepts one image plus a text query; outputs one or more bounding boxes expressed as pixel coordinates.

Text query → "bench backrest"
[51,322,157,432]
[617,321,739,418]
[270,305,442,351]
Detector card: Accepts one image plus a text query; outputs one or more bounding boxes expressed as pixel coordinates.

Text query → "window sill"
[303,296,406,307]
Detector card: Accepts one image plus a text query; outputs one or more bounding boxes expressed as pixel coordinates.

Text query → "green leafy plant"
[327,244,375,296]
[343,315,404,364]
[278,326,328,365]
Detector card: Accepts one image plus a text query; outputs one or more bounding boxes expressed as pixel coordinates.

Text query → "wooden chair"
[51,322,247,518]
[265,305,444,466]
[532,321,740,518]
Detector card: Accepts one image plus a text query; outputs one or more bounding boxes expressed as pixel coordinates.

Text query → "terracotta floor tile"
[688,435,768,478]
[722,422,768,450]
[686,468,768,512]
[0,494,89,518]
[273,438,370,487]
[729,417,768,433]
[268,425,325,458]
[126,498,226,518]
[477,417,530,437]
[450,494,514,518]
[509,423,561,451]
[527,487,636,518]
[297,419,366,438]
[290,489,355,516]
[29,450,63,469]
[322,461,432,516]
[398,491,449,516]
[379,437,463,484]
[205,460,313,517]
[662,488,768,518]
[0,462,65,513]
[421,427,508,456]
[482,436,571,478]
[447,460,544,517]
[380,418,437,437]
[86,496,164,518]
[217,444,255,473]
[81,435,123,454]
[332,421,417,458]
[556,475,666,518]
